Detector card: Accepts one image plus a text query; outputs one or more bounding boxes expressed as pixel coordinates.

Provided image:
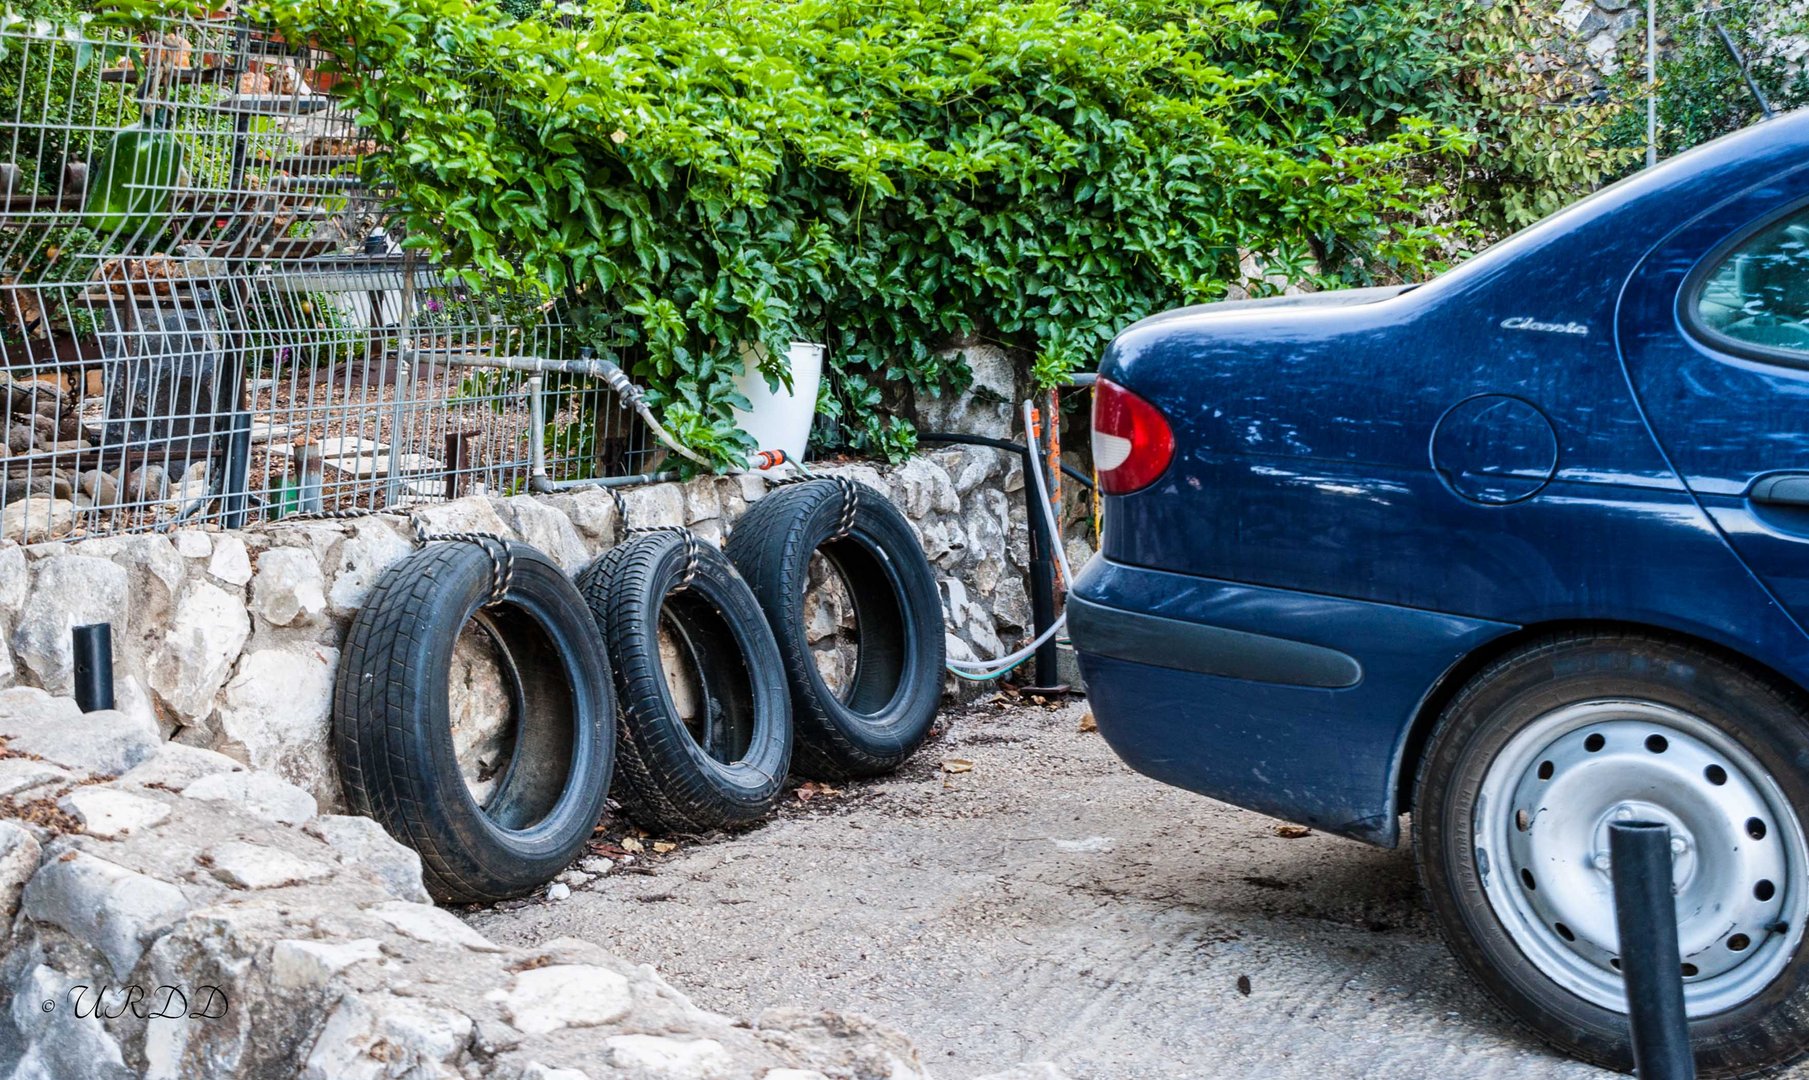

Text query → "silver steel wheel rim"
[1474,699,1809,1016]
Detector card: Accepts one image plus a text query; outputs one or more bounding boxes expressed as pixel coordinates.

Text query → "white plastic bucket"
[730,341,825,463]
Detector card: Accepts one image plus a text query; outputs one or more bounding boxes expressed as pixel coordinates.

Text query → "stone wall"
[0,446,1036,814]
[0,684,1060,1079]
[1556,0,1809,82]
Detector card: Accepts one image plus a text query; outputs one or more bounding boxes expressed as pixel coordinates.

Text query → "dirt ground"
[464,695,1616,1080]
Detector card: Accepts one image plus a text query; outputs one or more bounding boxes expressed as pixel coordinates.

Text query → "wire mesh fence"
[0,10,658,542]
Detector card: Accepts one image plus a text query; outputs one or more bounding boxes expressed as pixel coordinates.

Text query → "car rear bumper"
[1066,556,1515,846]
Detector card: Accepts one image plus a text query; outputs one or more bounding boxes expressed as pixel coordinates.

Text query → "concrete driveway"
[465,696,1616,1079]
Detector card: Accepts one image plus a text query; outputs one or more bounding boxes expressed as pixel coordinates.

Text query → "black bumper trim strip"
[1066,593,1363,689]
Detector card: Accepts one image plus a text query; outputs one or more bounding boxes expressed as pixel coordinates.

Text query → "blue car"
[1069,112,1809,1076]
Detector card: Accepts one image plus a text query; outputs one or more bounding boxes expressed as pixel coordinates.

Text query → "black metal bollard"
[71,623,115,713]
[1610,820,1696,1080]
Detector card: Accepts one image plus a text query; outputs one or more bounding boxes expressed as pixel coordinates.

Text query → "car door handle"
[1751,474,1809,507]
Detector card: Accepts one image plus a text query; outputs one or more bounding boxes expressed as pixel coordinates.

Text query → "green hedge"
[183,0,1622,463]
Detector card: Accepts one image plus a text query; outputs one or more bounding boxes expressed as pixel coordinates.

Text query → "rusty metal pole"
[443,428,470,500]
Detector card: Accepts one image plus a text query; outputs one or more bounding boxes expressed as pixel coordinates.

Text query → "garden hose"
[944,400,1074,679]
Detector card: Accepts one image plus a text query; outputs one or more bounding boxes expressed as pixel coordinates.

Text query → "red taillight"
[1091,377,1174,495]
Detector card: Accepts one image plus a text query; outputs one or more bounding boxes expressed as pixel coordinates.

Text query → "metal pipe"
[1712,21,1775,120]
[385,251,418,508]
[1610,820,1697,1080]
[1647,0,1659,168]
[71,623,114,713]
[423,347,713,469]
[527,375,547,490]
[532,470,683,492]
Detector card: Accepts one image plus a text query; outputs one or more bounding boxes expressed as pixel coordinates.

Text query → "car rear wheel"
[1414,632,1809,1077]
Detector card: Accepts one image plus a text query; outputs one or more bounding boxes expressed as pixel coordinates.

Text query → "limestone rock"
[60,787,172,839]
[890,458,959,519]
[0,496,75,543]
[756,1009,929,1080]
[914,342,1016,439]
[551,486,621,543]
[77,469,121,508]
[215,645,337,793]
[170,529,212,559]
[250,546,327,627]
[0,543,25,610]
[183,770,317,825]
[618,482,685,530]
[11,554,129,693]
[118,742,243,792]
[502,495,589,572]
[22,849,191,978]
[0,757,75,799]
[607,1034,733,1079]
[150,581,251,717]
[0,687,158,775]
[269,937,384,990]
[303,814,431,903]
[682,482,721,526]
[9,963,136,1080]
[326,519,415,615]
[204,840,333,889]
[0,820,40,921]
[207,534,253,586]
[407,496,512,539]
[492,964,632,1035]
[74,533,187,629]
[368,899,503,952]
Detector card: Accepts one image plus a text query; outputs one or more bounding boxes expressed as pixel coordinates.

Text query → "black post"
[71,623,115,714]
[1610,820,1696,1080]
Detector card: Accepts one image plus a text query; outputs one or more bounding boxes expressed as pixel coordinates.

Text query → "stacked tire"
[726,478,945,780]
[333,540,615,903]
[577,529,793,834]
[331,476,945,902]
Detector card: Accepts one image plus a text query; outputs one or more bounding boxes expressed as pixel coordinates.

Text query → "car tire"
[726,478,946,780]
[334,539,616,903]
[1414,631,1809,1077]
[579,529,793,833]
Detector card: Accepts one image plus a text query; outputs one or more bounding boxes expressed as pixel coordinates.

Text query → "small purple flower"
[425,298,443,313]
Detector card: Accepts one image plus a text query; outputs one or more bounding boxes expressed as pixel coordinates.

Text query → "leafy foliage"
[219,0,1490,463]
[1602,0,1809,162]
[98,0,1712,463]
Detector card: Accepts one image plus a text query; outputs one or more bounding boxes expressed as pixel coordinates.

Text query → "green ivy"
[206,0,1486,465]
[93,0,1670,465]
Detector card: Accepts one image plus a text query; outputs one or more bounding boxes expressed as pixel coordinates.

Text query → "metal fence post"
[71,623,115,713]
[1609,820,1696,1080]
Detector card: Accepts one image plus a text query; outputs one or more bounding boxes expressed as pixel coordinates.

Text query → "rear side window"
[1694,204,1809,360]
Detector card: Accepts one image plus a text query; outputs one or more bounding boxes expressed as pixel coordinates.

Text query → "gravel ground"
[466,695,1617,1080]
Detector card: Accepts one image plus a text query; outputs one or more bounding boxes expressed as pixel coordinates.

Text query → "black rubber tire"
[1414,631,1809,1078]
[333,540,616,904]
[726,478,945,780]
[578,530,793,834]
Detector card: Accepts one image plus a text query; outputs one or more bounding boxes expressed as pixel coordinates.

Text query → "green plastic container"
[82,110,185,248]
